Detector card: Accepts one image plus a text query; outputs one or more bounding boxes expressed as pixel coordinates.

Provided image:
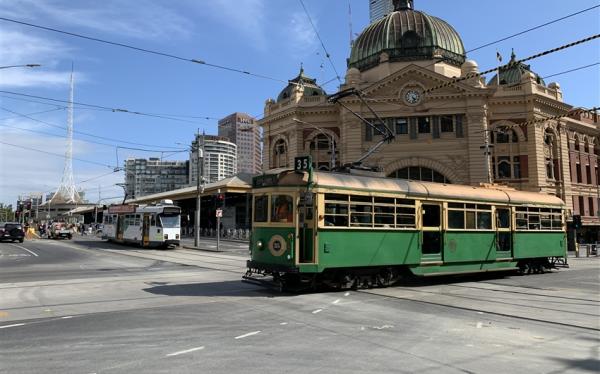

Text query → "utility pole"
[194,130,205,248]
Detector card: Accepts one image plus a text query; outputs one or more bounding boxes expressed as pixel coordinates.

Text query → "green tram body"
[246,170,566,288]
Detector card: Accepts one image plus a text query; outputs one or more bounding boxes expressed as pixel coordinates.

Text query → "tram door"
[421,203,442,260]
[298,192,315,264]
[495,208,512,257]
[142,214,150,247]
[117,215,124,241]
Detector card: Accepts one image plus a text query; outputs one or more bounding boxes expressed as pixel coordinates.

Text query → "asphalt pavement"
[0,237,598,373]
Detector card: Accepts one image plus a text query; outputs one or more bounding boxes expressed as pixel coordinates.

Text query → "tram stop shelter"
[127,173,253,236]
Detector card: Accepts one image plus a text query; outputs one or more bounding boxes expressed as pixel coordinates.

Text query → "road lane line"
[166,346,205,357]
[61,316,73,319]
[0,323,25,329]
[312,309,323,314]
[234,331,261,339]
[332,299,341,304]
[9,244,38,257]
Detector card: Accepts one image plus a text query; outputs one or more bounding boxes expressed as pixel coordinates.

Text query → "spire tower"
[50,65,82,204]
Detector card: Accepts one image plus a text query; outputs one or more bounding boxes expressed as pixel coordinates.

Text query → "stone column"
[464,104,488,185]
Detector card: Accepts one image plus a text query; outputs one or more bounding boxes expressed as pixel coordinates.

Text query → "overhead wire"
[298,0,342,84]
[0,140,115,168]
[423,34,600,94]
[0,16,290,84]
[0,90,213,126]
[0,106,185,150]
[466,4,600,54]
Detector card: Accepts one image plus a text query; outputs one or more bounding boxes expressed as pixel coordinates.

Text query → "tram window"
[325,203,348,215]
[254,196,269,223]
[516,213,528,229]
[350,204,372,227]
[528,215,541,230]
[477,212,492,229]
[374,205,394,227]
[325,215,349,227]
[351,195,373,203]
[448,210,465,229]
[496,209,511,229]
[375,197,394,204]
[150,215,156,226]
[271,195,294,223]
[422,205,441,227]
[325,194,348,202]
[397,199,415,206]
[465,211,476,229]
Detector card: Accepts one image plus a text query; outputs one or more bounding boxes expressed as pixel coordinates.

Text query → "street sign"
[216,209,223,218]
[294,156,312,172]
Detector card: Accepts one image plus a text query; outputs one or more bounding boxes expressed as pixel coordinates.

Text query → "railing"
[576,243,599,257]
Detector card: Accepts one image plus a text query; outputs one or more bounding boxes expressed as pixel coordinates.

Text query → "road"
[0,237,598,373]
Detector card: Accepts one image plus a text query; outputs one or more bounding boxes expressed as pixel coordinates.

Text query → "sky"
[0,0,599,206]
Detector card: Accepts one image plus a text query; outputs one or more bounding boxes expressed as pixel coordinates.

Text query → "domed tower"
[276,66,326,103]
[348,0,465,75]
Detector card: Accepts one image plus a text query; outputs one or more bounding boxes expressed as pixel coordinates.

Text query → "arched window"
[491,127,523,181]
[272,139,288,168]
[491,128,518,144]
[308,134,337,170]
[388,166,450,184]
[574,137,580,151]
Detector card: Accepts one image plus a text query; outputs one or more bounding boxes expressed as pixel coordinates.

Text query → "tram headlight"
[256,240,263,250]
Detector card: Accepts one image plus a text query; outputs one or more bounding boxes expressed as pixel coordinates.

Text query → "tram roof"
[276,171,565,207]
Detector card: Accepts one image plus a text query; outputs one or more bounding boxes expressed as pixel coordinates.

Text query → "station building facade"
[258,0,599,243]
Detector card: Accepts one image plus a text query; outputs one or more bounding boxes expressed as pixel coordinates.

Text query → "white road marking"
[9,244,38,257]
[372,325,394,330]
[332,299,341,304]
[61,316,73,319]
[166,346,205,357]
[0,323,25,329]
[344,292,350,296]
[312,309,322,314]
[476,322,483,329]
[235,331,261,339]
[280,322,288,325]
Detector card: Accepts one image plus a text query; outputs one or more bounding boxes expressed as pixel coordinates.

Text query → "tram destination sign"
[108,204,136,214]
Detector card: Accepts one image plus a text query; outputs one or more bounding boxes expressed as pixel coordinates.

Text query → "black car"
[0,222,25,243]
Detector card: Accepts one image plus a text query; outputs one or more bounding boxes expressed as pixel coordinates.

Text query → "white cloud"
[202,0,268,50]
[0,117,123,205]
[0,0,193,41]
[0,30,77,88]
[285,12,319,58]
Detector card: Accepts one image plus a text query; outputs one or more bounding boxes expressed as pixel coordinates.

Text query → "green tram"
[245,163,567,290]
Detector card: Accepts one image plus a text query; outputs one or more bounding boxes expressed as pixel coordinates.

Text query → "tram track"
[357,289,600,332]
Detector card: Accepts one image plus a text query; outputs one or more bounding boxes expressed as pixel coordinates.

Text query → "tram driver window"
[253,195,269,223]
[271,195,293,223]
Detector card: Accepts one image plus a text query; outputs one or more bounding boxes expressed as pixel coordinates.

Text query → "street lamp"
[0,64,41,69]
[293,118,336,170]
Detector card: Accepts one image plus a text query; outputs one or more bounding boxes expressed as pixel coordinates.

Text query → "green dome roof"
[349,0,466,71]
[487,50,546,86]
[277,67,326,102]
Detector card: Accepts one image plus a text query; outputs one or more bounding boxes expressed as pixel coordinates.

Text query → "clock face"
[404,89,421,105]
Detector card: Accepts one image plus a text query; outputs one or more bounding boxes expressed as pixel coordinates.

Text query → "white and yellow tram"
[102,200,181,248]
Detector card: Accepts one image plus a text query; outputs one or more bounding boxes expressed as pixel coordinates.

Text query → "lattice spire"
[50,65,82,204]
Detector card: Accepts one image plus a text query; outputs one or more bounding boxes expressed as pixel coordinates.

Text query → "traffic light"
[572,215,582,230]
[215,194,225,208]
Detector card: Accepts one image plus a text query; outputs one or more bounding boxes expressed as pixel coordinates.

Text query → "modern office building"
[190,135,237,184]
[369,0,394,23]
[259,0,599,244]
[218,112,262,174]
[124,158,189,199]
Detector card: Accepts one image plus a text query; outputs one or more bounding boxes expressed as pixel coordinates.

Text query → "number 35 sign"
[294,156,312,172]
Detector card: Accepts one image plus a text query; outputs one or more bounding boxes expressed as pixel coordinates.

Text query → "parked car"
[0,222,25,243]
